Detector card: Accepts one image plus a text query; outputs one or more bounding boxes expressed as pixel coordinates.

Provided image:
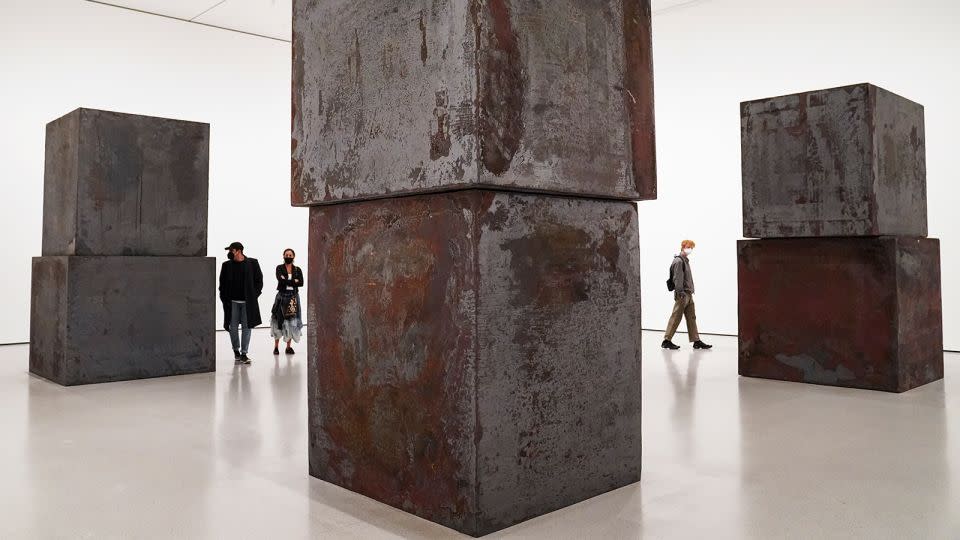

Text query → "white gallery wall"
[642,0,960,350]
[0,0,299,344]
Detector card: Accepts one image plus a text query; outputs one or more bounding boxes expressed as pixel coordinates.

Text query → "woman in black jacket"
[270,248,304,355]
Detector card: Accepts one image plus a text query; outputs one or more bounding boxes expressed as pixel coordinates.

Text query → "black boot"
[233,349,241,360]
[661,339,680,350]
[693,340,713,350]
[273,347,280,355]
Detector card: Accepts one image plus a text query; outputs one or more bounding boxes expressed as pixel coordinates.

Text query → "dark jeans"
[229,302,252,354]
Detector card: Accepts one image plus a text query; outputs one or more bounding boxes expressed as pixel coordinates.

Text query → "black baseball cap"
[224,241,244,251]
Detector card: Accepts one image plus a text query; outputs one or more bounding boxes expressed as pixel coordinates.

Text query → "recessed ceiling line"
[654,0,713,15]
[191,0,228,21]
[82,1,290,43]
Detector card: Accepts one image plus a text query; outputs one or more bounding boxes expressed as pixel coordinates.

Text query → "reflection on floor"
[0,330,957,538]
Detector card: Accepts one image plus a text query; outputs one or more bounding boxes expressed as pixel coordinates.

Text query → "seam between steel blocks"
[292,185,643,209]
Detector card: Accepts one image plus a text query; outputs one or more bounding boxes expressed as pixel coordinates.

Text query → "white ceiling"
[92,0,293,41]
[92,0,702,43]
[652,0,709,13]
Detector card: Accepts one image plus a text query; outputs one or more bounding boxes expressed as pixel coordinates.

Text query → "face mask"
[683,248,693,255]
[227,251,236,260]
[284,257,294,264]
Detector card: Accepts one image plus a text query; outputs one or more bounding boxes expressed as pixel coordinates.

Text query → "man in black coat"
[218,241,263,364]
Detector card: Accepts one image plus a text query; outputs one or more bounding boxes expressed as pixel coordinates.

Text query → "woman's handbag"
[283,294,299,319]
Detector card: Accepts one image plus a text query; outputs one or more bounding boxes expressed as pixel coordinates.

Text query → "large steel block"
[738,237,942,392]
[42,108,210,256]
[741,83,926,238]
[29,256,216,386]
[307,190,642,536]
[292,0,656,206]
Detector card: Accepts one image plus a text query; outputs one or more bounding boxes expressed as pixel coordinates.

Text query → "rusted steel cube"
[42,108,210,256]
[307,190,642,536]
[291,0,655,206]
[741,83,926,238]
[738,237,942,392]
[30,256,216,386]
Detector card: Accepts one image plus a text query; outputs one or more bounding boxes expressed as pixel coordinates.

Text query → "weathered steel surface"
[473,193,642,533]
[30,256,216,386]
[291,0,656,206]
[738,237,942,392]
[309,191,480,532]
[741,83,926,238]
[307,190,641,536]
[42,108,210,256]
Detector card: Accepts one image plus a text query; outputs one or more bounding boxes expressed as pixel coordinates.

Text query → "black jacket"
[275,264,304,291]
[218,257,264,329]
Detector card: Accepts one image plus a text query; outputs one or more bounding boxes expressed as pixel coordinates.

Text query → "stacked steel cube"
[738,83,943,393]
[30,108,215,386]
[292,0,655,535]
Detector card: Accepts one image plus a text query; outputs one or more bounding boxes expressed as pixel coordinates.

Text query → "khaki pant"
[664,293,700,342]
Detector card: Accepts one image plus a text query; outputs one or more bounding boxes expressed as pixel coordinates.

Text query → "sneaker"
[285,346,295,355]
[273,347,280,355]
[240,354,252,365]
[693,340,713,350]
[233,349,241,359]
[661,339,680,350]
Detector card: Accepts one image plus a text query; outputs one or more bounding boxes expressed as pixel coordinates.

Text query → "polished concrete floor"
[0,330,957,539]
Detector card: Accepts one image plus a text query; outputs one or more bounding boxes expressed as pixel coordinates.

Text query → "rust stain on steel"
[740,83,927,238]
[502,223,593,307]
[290,34,306,206]
[472,0,525,176]
[738,237,943,393]
[419,10,428,64]
[308,190,642,536]
[308,192,480,533]
[623,0,657,200]
[430,90,452,160]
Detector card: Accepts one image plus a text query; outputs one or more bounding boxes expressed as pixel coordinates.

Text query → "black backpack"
[666,256,679,292]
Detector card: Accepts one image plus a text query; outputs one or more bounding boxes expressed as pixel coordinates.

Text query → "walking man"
[662,239,712,350]
[219,241,264,364]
